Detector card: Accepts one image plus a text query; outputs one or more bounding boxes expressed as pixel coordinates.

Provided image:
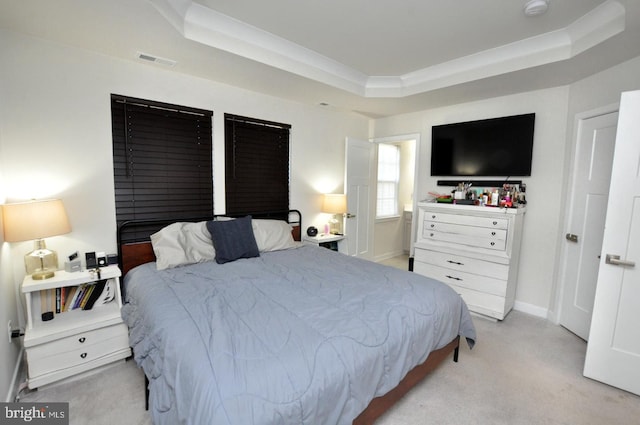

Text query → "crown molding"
[149,0,626,98]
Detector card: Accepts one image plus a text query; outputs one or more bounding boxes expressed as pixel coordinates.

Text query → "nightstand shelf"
[303,234,346,252]
[24,304,125,345]
[21,265,131,389]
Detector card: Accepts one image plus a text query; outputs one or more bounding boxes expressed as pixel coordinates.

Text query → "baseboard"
[513,301,548,319]
[5,347,24,403]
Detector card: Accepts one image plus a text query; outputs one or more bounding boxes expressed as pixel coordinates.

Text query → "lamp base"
[25,239,59,280]
[329,214,343,235]
[31,270,55,280]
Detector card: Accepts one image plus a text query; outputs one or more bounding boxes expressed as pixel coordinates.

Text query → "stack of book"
[39,279,115,318]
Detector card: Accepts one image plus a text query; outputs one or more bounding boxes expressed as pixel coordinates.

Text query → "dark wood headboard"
[117,210,302,277]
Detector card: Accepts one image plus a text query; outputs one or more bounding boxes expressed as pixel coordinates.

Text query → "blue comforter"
[122,245,476,425]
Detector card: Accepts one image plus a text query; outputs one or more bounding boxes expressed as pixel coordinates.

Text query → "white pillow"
[251,219,298,252]
[150,221,215,270]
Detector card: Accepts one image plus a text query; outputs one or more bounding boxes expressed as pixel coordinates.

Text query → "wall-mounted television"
[431,113,535,177]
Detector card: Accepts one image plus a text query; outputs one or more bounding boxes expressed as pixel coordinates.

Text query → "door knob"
[566,233,579,243]
[605,254,636,267]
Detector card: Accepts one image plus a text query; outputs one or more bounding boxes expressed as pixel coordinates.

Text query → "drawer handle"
[445,275,462,281]
[492,221,498,225]
[430,224,435,228]
[490,242,496,246]
[430,233,434,237]
[78,337,86,343]
[432,215,436,219]
[491,231,496,236]
[447,260,464,266]
[80,353,87,359]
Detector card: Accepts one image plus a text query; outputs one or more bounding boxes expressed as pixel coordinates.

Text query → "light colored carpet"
[19,311,640,424]
[377,311,640,425]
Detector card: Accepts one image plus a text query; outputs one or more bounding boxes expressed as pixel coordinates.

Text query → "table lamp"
[2,199,72,280]
[323,194,347,235]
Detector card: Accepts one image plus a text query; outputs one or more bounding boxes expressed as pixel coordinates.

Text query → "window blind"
[224,114,290,217]
[111,94,213,242]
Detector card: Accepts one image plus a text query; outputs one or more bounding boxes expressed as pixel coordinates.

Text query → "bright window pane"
[376,144,400,218]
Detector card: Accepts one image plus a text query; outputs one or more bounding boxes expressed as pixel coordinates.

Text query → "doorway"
[345,134,420,263]
[558,109,618,340]
[372,134,419,264]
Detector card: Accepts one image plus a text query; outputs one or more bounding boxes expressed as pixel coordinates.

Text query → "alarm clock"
[306,226,318,237]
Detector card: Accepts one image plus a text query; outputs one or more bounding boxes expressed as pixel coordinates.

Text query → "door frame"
[371,133,421,257]
[552,103,619,326]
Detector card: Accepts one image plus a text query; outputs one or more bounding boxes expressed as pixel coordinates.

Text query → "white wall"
[0,29,369,398]
[373,87,571,315]
[0,137,22,402]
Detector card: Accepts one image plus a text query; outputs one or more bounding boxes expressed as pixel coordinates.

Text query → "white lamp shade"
[323,194,347,214]
[2,199,71,242]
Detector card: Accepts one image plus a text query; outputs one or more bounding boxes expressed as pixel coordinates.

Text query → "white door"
[583,90,640,396]
[559,112,618,340]
[345,137,374,259]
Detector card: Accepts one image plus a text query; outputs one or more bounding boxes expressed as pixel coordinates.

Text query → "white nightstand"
[303,234,346,253]
[21,265,131,389]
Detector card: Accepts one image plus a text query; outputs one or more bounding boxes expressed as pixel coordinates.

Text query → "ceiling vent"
[136,52,176,67]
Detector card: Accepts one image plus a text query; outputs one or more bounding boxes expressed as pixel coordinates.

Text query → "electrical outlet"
[7,320,12,344]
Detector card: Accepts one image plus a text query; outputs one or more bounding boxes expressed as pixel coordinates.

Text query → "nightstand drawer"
[27,331,130,377]
[26,323,128,361]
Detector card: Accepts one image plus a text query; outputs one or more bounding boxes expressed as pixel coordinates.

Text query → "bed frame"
[116,210,460,425]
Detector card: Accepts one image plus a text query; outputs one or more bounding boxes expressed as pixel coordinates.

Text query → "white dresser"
[413,202,525,320]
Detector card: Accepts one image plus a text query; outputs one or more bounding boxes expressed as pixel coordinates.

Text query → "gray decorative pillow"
[206,215,260,264]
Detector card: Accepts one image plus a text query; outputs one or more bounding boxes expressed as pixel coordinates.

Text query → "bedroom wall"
[0,144,22,402]
[372,87,571,317]
[0,29,369,399]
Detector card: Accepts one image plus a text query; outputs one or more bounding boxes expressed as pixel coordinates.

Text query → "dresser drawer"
[423,212,509,229]
[414,249,509,280]
[450,285,507,320]
[26,323,128,361]
[27,331,130,377]
[422,221,507,241]
[421,229,506,251]
[413,261,507,297]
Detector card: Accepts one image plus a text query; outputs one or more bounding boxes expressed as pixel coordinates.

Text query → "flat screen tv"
[431,113,535,177]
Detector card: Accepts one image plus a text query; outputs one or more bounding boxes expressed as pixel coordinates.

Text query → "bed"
[118,211,476,425]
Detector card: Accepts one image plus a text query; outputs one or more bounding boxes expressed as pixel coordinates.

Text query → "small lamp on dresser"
[2,199,71,280]
[323,193,347,235]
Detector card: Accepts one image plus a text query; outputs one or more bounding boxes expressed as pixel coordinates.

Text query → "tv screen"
[431,113,535,177]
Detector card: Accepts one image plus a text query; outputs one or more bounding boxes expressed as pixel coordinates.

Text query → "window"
[376,143,400,218]
[111,94,213,242]
[224,114,290,217]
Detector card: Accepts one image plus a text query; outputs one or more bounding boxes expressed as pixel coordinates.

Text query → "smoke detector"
[524,0,549,17]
